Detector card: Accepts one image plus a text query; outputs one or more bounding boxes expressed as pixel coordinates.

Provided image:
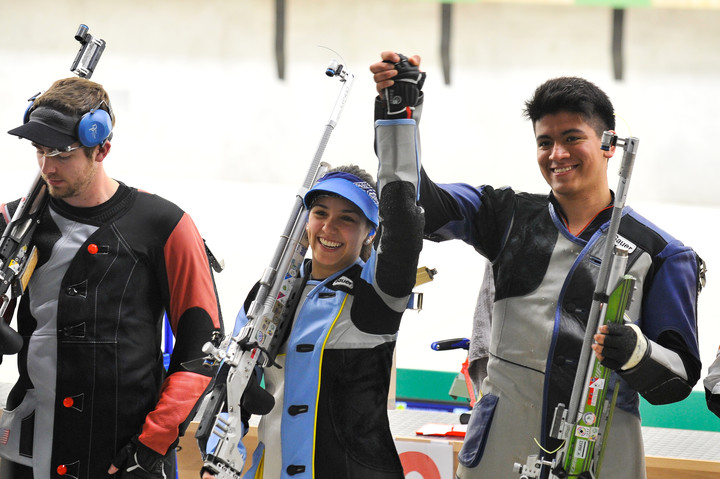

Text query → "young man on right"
[371,52,704,479]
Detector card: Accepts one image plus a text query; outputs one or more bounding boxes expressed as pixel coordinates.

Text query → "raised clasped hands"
[369,51,422,98]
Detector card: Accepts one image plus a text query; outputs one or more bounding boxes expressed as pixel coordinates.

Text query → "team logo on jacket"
[614,234,636,254]
[332,276,354,290]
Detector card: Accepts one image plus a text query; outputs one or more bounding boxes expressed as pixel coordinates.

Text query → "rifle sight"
[70,24,106,79]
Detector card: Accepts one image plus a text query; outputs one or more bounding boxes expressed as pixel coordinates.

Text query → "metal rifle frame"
[0,25,106,354]
[515,132,639,479]
[196,59,354,479]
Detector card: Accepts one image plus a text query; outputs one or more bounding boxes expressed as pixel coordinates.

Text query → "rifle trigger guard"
[238,339,282,369]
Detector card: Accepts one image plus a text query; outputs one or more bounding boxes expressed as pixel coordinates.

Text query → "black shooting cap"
[8,106,80,149]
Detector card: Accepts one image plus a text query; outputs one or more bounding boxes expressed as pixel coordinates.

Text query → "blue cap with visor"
[303,172,379,228]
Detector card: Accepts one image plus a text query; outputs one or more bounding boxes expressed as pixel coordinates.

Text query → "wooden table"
[178,409,720,478]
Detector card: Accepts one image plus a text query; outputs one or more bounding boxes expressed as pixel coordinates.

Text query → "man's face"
[534,111,612,202]
[34,142,98,204]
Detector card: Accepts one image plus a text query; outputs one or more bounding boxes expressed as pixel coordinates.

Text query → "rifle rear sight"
[601,130,639,155]
[70,24,106,79]
[325,59,348,80]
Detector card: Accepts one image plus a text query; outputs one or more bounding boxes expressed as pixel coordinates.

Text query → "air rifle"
[0,24,106,355]
[195,59,354,479]
[514,132,640,479]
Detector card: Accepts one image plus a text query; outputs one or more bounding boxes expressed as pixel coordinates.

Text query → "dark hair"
[522,76,615,136]
[326,164,376,188]
[313,164,377,262]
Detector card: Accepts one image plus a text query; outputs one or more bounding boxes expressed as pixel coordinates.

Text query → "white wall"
[1,0,719,390]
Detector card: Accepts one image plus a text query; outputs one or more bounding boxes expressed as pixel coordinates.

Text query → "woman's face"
[306,195,373,279]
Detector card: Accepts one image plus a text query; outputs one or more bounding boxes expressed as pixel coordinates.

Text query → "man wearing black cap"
[0,77,222,479]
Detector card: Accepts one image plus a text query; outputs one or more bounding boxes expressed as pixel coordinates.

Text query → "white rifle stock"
[196,60,354,479]
[0,24,106,355]
[515,132,639,479]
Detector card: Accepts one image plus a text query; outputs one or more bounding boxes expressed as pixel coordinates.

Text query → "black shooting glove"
[382,53,426,119]
[111,435,176,479]
[599,323,649,371]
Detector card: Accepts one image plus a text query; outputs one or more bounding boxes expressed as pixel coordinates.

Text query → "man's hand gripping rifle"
[515,133,640,479]
[0,25,106,355]
[195,60,355,479]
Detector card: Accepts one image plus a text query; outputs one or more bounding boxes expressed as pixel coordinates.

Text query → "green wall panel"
[396,368,720,431]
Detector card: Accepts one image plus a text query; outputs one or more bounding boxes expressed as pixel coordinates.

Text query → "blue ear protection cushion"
[22,93,41,124]
[77,108,112,147]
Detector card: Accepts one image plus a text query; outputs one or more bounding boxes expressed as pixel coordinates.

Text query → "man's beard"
[44,161,96,200]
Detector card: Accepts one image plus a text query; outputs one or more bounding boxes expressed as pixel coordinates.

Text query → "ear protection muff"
[23,94,113,147]
[22,92,42,124]
[77,101,113,147]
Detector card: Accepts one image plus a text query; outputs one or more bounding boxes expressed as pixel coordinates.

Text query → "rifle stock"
[558,271,636,476]
[0,173,48,354]
[196,60,355,479]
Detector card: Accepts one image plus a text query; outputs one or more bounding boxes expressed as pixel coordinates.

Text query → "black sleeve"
[375,181,424,297]
[418,166,464,235]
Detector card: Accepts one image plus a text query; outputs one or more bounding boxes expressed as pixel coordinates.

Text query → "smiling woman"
[303,167,379,279]
[201,159,425,479]
[305,195,374,278]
